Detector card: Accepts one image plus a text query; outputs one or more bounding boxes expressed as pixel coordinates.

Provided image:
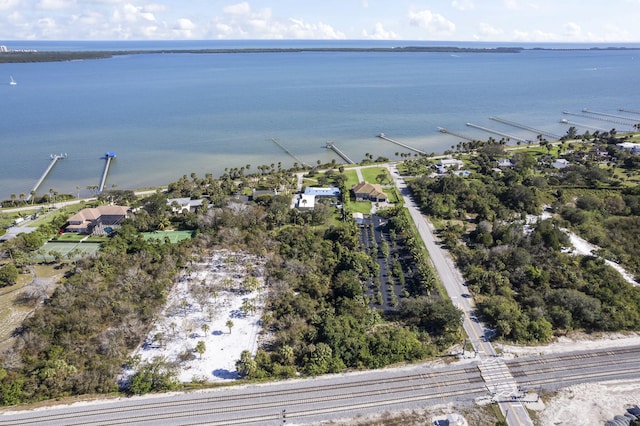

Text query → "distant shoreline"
[2,45,640,63]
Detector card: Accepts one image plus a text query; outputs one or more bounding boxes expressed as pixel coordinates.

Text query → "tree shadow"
[213,369,238,380]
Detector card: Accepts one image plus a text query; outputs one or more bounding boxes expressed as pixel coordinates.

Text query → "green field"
[39,241,102,261]
[142,230,194,243]
[360,167,389,183]
[342,169,359,188]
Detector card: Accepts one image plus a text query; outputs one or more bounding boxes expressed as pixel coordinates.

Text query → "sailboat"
[9,75,16,86]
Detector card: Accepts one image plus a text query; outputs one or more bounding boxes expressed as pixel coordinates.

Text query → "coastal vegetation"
[407,130,640,342]
[0,161,458,403]
[3,127,640,404]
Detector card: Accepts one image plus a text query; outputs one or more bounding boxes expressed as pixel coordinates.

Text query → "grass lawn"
[142,230,194,243]
[29,203,89,228]
[342,169,359,188]
[361,167,389,183]
[348,201,372,214]
[383,188,400,204]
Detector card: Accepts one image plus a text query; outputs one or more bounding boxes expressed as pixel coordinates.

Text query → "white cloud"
[37,0,76,10]
[362,22,399,40]
[563,22,581,38]
[476,22,503,38]
[504,0,519,10]
[408,10,455,36]
[208,5,344,40]
[452,0,474,11]
[0,0,20,11]
[144,3,167,13]
[224,2,251,16]
[361,0,369,7]
[172,18,195,38]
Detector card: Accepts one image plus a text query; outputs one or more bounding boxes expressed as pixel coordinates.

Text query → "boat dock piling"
[377,133,427,155]
[270,138,309,167]
[563,111,633,129]
[465,123,529,143]
[438,127,475,141]
[27,153,66,201]
[98,152,116,194]
[489,116,561,140]
[325,141,355,164]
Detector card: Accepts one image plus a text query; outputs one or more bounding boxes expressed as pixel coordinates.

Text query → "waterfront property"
[167,198,204,214]
[296,186,341,210]
[351,181,388,202]
[65,205,129,234]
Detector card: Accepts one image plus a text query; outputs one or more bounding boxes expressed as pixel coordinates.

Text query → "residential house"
[296,194,316,209]
[66,205,129,234]
[295,187,340,210]
[551,158,570,169]
[351,181,388,202]
[497,158,514,168]
[167,197,204,213]
[303,187,341,198]
[435,158,464,174]
[617,142,640,154]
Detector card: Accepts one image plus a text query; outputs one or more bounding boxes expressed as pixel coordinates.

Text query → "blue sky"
[1,0,639,42]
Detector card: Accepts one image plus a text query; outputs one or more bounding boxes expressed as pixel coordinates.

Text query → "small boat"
[9,75,16,86]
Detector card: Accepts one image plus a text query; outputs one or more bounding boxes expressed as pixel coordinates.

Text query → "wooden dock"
[377,133,427,155]
[270,138,309,167]
[489,116,561,140]
[27,154,66,201]
[582,108,638,123]
[465,123,529,143]
[438,127,475,141]
[560,118,608,132]
[619,108,640,116]
[98,152,116,194]
[563,111,633,129]
[325,141,355,164]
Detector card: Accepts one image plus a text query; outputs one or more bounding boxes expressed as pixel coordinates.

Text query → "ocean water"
[1,40,640,200]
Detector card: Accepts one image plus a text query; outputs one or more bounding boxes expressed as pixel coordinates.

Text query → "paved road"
[386,163,533,426]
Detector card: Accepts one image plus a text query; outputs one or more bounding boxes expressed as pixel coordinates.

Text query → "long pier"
[98,152,116,194]
[437,127,475,141]
[27,153,66,201]
[465,123,529,143]
[377,133,427,154]
[325,141,355,164]
[270,138,309,167]
[582,108,639,123]
[619,108,640,116]
[563,111,633,129]
[489,116,561,140]
[560,118,608,132]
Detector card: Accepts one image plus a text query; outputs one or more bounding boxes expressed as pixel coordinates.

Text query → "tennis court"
[40,241,102,261]
[142,230,194,243]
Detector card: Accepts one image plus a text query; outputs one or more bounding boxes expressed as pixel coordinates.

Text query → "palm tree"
[10,194,16,206]
[195,341,206,359]
[201,323,210,337]
[225,319,234,334]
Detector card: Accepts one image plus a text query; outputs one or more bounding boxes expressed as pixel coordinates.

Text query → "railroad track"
[0,368,485,426]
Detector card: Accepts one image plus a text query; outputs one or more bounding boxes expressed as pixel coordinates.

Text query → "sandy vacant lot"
[122,250,266,384]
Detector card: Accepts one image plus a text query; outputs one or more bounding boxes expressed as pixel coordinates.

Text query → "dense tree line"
[408,134,640,342]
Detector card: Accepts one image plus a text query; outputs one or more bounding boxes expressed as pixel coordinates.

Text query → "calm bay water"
[1,40,640,200]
